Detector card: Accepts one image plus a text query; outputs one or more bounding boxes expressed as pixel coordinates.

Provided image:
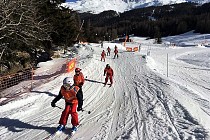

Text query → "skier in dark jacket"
[107,47,111,56]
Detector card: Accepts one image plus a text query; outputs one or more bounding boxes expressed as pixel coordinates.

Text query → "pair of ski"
[44,128,77,140]
[104,83,112,87]
[64,131,76,140]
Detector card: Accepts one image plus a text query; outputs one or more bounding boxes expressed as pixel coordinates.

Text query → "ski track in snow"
[0,39,210,140]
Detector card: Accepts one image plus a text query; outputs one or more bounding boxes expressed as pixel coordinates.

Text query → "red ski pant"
[105,76,113,84]
[101,56,105,62]
[107,51,110,56]
[59,102,79,126]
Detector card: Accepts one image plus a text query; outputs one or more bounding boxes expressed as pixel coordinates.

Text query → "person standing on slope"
[114,45,118,59]
[104,64,114,86]
[107,46,111,56]
[73,68,85,111]
[101,50,106,62]
[51,77,79,132]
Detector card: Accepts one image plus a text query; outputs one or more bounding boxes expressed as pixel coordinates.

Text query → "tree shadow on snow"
[31,90,57,97]
[33,63,66,80]
[0,117,55,134]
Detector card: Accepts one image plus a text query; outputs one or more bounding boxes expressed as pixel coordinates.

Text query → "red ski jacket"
[104,67,114,77]
[74,72,85,87]
[60,86,79,103]
[52,85,80,104]
[101,51,106,57]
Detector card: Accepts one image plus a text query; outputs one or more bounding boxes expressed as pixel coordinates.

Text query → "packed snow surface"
[0,31,210,139]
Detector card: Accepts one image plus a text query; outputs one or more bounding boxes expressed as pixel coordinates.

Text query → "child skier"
[104,64,114,86]
[114,46,118,59]
[101,50,106,62]
[51,77,80,132]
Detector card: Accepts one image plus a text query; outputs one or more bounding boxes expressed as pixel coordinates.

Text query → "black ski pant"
[114,54,118,59]
[76,87,83,109]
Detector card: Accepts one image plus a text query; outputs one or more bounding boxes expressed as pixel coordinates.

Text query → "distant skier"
[138,44,141,52]
[114,45,118,59]
[51,77,79,132]
[101,50,106,62]
[101,42,103,48]
[104,64,114,86]
[107,46,111,56]
[114,45,117,50]
[73,68,85,111]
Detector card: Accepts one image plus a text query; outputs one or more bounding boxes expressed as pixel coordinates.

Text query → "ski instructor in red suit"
[104,64,114,86]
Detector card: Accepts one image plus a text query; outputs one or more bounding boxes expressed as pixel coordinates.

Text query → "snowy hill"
[0,32,210,139]
[62,0,210,14]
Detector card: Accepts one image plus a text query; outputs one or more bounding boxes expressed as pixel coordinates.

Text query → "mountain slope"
[62,0,210,14]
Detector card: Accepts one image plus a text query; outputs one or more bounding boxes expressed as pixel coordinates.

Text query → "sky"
[0,31,210,139]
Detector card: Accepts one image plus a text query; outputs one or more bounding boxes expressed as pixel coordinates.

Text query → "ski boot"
[57,124,65,131]
[71,126,78,132]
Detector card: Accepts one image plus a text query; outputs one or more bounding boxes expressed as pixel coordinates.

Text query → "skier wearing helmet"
[51,77,80,132]
[73,68,85,111]
[107,46,111,56]
[104,64,114,86]
[114,45,118,59]
[101,50,106,62]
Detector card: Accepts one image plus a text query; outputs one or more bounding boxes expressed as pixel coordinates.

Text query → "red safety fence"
[133,47,139,52]
[0,68,33,92]
[0,58,78,105]
[126,47,133,51]
[0,58,77,93]
[126,47,139,52]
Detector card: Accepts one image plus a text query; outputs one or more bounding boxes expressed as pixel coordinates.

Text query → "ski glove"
[77,107,83,112]
[79,82,84,86]
[51,101,56,107]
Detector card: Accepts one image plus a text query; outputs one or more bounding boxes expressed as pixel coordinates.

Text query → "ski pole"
[56,105,63,110]
[56,105,91,114]
[82,109,91,114]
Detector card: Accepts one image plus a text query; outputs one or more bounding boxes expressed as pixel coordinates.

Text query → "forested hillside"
[79,2,210,42]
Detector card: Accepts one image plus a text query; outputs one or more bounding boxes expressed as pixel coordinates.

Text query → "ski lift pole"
[31,67,34,91]
[75,20,84,41]
[167,53,168,77]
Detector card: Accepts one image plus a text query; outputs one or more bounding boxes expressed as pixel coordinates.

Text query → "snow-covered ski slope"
[1,32,210,139]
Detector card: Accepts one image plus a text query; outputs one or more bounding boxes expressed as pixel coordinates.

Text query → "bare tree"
[0,0,51,45]
[0,0,54,73]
